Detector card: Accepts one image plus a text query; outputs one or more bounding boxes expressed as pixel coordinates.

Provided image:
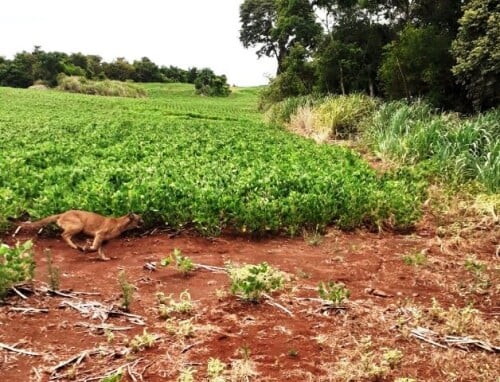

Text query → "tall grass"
[365,101,499,192]
[57,75,147,98]
[313,94,378,139]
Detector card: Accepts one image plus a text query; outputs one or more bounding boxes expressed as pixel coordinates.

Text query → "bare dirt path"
[1,220,498,381]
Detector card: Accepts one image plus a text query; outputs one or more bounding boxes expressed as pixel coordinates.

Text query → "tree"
[452,0,500,110]
[132,57,163,82]
[240,0,321,74]
[379,25,457,107]
[102,58,135,81]
[194,68,231,97]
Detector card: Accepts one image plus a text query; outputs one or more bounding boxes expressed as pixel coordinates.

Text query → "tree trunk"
[368,77,375,97]
[340,66,346,95]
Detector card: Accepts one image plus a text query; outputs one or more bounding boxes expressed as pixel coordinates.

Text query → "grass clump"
[227,262,286,302]
[313,94,378,140]
[364,101,499,192]
[0,241,35,299]
[57,75,147,98]
[156,290,193,318]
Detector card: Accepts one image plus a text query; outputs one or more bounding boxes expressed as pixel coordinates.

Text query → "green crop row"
[0,84,424,234]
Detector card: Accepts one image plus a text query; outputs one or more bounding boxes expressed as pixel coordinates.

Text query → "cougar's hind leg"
[61,229,83,251]
[88,234,109,261]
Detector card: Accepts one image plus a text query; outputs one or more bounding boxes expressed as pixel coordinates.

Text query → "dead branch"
[181,341,203,354]
[0,342,41,356]
[411,327,500,352]
[75,322,133,332]
[51,348,100,374]
[194,263,227,273]
[9,306,49,314]
[262,293,294,317]
[11,285,28,299]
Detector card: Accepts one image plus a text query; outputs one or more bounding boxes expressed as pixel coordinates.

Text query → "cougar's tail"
[21,214,61,230]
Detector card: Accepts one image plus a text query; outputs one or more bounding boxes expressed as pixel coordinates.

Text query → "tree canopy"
[241,0,499,111]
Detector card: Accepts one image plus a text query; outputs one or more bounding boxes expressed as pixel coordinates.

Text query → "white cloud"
[0,0,276,86]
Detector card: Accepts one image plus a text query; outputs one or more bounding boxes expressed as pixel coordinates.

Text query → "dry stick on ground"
[11,285,28,299]
[60,300,146,325]
[77,358,143,382]
[75,322,133,332]
[262,293,294,317]
[411,327,500,352]
[51,348,101,376]
[9,306,49,314]
[194,263,227,273]
[0,342,41,356]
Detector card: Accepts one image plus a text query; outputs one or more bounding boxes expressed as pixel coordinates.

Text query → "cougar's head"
[127,212,144,229]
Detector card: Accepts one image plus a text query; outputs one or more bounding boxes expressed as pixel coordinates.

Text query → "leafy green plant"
[318,281,350,305]
[227,262,286,302]
[161,248,195,276]
[0,241,35,299]
[45,249,60,291]
[117,270,134,312]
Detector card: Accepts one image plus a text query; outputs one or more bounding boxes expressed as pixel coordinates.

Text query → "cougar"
[20,210,143,260]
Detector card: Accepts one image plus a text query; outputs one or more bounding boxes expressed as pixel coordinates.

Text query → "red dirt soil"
[1,218,498,381]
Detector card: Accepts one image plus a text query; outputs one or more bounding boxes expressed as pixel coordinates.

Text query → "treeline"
[240,0,499,111]
[0,46,230,96]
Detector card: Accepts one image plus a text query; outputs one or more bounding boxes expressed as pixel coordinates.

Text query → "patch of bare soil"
[1,217,498,381]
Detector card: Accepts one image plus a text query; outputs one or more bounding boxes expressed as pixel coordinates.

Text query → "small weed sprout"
[230,346,258,381]
[157,290,193,318]
[318,281,350,305]
[303,226,323,246]
[178,366,196,382]
[129,329,157,352]
[207,357,227,382]
[100,369,124,382]
[402,250,427,266]
[165,318,195,339]
[227,262,286,302]
[215,288,228,300]
[104,329,115,344]
[334,337,403,381]
[45,248,60,291]
[118,270,134,312]
[464,257,491,292]
[161,248,194,276]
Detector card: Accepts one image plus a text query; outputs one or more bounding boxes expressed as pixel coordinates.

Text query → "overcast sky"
[0,0,277,86]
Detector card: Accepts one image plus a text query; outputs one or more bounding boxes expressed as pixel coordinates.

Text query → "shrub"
[57,75,147,98]
[227,262,286,302]
[0,241,35,299]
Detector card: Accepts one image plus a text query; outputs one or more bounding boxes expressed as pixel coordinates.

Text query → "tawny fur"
[21,210,143,260]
